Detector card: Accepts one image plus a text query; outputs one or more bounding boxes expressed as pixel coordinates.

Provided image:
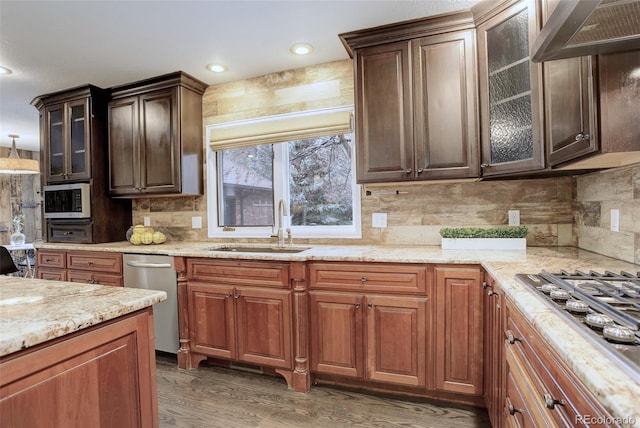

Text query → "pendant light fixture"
[0,134,40,174]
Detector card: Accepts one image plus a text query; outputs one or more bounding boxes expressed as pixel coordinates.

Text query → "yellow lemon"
[152,231,166,244]
[129,233,142,245]
[144,226,155,234]
[133,224,146,234]
[141,232,153,244]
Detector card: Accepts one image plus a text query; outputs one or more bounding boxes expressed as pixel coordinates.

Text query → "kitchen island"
[0,276,166,428]
[34,241,640,425]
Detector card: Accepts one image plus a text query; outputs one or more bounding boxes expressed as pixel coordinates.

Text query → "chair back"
[0,246,19,275]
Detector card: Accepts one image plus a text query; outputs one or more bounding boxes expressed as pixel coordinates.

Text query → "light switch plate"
[611,209,620,232]
[192,216,202,229]
[143,216,151,226]
[508,210,520,226]
[372,213,387,228]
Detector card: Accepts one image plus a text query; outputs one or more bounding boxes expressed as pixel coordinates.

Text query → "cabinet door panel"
[355,41,414,183]
[45,105,66,181]
[140,88,179,193]
[37,268,66,282]
[236,287,292,369]
[435,267,483,395]
[108,97,139,194]
[67,98,90,179]
[413,30,479,179]
[309,291,364,378]
[366,295,426,386]
[188,283,236,360]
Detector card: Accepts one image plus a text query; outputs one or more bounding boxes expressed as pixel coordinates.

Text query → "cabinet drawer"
[67,251,123,274]
[67,269,123,287]
[47,221,93,244]
[36,250,66,269]
[37,268,66,281]
[309,262,427,294]
[187,259,290,288]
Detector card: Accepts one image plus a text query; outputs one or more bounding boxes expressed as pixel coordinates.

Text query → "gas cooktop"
[516,270,640,383]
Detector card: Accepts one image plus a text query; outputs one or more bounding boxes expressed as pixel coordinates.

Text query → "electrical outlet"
[192,216,202,229]
[611,209,620,232]
[508,210,520,226]
[143,216,151,226]
[372,213,387,228]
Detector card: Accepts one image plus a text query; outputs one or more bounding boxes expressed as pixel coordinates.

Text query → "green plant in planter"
[439,226,528,239]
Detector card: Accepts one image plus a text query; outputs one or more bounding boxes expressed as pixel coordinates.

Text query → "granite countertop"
[0,276,166,357]
[34,241,640,423]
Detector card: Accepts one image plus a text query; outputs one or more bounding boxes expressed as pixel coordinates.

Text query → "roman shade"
[209,107,353,150]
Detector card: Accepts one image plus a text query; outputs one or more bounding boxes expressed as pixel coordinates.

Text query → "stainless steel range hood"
[532,0,640,62]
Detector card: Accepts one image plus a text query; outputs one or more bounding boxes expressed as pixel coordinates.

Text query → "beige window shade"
[210,107,353,150]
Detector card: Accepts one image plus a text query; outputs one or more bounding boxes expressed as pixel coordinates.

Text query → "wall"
[0,147,42,244]
[574,164,639,264]
[132,59,575,247]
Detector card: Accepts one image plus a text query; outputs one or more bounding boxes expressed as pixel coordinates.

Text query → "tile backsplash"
[574,164,639,264]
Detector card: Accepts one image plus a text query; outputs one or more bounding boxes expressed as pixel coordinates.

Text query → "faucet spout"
[277,199,288,247]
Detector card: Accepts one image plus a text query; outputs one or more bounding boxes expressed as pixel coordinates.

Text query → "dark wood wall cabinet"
[340,12,480,183]
[341,0,639,183]
[108,71,206,197]
[32,86,131,244]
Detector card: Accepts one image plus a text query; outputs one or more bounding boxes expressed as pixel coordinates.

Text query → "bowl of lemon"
[126,225,167,245]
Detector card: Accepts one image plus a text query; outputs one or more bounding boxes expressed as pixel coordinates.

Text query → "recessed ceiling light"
[290,43,314,55]
[0,66,12,75]
[206,64,227,73]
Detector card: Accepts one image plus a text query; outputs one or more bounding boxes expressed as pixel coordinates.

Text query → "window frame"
[206,111,361,240]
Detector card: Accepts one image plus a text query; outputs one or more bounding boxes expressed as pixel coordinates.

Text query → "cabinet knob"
[87,261,93,266]
[487,290,498,297]
[367,303,373,309]
[417,168,424,174]
[574,133,589,142]
[480,163,489,168]
[543,393,564,410]
[360,277,368,282]
[506,330,521,344]
[225,293,232,298]
[354,303,360,309]
[233,293,240,299]
[404,168,412,175]
[482,281,490,289]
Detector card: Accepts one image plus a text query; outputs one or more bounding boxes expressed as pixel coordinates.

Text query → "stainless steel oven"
[43,183,91,219]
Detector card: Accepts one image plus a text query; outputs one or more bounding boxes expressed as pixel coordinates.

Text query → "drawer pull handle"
[508,403,522,416]
[87,261,93,266]
[487,290,498,297]
[45,258,51,262]
[360,277,368,282]
[482,281,489,289]
[507,330,521,344]
[543,393,564,410]
[574,133,589,142]
[354,303,360,309]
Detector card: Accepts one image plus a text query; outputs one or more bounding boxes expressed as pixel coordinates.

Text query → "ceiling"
[0,0,479,152]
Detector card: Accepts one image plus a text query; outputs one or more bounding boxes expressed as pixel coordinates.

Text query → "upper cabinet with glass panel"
[476,0,545,176]
[32,85,108,184]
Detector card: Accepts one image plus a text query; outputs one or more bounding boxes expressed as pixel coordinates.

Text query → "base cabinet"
[483,272,504,428]
[503,299,618,427]
[434,266,483,396]
[0,308,158,428]
[309,263,428,388]
[36,249,123,286]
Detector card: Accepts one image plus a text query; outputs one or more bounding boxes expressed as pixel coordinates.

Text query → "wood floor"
[156,355,491,428]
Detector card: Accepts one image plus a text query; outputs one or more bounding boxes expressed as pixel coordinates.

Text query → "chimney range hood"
[532,0,640,62]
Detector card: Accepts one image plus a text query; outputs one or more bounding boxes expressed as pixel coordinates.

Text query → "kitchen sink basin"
[208,245,311,254]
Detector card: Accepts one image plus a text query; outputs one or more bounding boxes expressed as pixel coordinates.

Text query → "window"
[207,107,361,239]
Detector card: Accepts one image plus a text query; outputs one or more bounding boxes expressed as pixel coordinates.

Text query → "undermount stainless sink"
[208,245,311,254]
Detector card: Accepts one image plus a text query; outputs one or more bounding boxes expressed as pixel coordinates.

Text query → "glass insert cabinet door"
[477,0,544,176]
[45,99,90,181]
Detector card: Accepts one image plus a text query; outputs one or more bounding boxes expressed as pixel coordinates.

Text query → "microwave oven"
[43,183,91,219]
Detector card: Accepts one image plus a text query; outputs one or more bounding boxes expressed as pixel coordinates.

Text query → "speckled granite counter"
[34,241,640,423]
[0,276,166,357]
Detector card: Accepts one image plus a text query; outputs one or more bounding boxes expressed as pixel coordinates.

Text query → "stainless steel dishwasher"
[123,253,178,354]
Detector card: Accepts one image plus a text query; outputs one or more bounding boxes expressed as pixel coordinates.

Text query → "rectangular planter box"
[441,238,526,250]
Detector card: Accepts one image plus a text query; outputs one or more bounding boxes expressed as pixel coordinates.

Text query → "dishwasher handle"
[126,261,173,269]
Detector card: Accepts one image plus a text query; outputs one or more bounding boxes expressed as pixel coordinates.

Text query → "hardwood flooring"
[156,355,491,428]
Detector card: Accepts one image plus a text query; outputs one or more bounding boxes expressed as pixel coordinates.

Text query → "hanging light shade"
[0,134,39,174]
